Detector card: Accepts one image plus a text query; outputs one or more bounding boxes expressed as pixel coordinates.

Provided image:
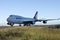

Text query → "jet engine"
[43,21,47,24]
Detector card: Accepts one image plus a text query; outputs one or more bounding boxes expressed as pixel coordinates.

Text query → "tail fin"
[33,11,38,19]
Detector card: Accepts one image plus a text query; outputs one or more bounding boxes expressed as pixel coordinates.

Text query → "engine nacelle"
[43,21,47,24]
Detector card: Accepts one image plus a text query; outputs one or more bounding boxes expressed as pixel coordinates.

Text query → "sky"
[0,0,60,26]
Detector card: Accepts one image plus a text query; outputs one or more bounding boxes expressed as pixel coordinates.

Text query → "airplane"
[7,11,60,26]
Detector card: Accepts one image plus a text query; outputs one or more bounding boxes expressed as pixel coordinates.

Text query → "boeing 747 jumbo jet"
[7,11,60,26]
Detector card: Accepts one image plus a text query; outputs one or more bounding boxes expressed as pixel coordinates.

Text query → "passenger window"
[16,18,22,19]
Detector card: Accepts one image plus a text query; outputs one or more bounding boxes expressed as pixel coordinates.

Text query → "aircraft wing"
[37,18,60,21]
[36,18,60,24]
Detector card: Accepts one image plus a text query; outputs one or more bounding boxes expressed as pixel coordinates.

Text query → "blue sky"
[0,0,60,26]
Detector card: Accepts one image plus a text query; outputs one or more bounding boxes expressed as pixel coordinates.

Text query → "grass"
[0,26,60,40]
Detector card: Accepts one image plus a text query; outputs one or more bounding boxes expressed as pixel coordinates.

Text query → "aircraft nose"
[7,18,9,21]
[7,17,10,22]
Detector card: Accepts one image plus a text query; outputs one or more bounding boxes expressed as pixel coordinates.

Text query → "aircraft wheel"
[24,24,28,26]
[10,23,14,26]
[28,24,31,26]
[26,24,31,26]
[19,24,21,26]
[11,25,13,26]
[24,23,31,26]
[24,24,26,26]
